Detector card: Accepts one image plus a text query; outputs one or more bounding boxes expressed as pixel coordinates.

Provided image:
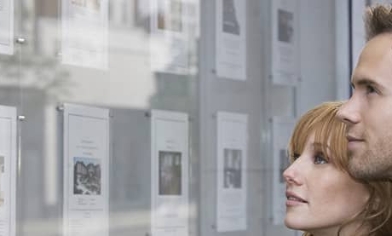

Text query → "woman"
[283,101,392,236]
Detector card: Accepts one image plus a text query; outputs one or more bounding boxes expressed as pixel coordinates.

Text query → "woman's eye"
[292,153,300,161]
[314,153,328,164]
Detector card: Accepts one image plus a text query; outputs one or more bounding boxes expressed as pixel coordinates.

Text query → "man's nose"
[336,99,361,125]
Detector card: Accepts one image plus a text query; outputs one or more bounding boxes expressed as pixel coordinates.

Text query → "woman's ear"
[368,193,384,216]
[372,197,380,211]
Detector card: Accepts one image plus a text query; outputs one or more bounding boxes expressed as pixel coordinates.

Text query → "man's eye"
[314,153,328,164]
[366,85,376,94]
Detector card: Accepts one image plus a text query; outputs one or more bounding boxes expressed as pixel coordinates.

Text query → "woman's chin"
[284,217,303,231]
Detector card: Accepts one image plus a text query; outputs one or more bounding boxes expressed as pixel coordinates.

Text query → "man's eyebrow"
[351,78,378,89]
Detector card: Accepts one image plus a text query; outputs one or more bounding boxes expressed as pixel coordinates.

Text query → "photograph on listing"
[73,157,102,196]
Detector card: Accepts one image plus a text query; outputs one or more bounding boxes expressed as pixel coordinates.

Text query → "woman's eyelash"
[314,152,328,164]
[292,153,300,161]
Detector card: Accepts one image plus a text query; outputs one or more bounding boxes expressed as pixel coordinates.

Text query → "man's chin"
[348,161,390,181]
[348,157,370,179]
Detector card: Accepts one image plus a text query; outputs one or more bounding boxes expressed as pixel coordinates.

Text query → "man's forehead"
[353,35,392,77]
[365,33,392,52]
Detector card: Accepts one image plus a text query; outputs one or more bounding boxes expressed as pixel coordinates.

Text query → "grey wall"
[199,0,339,236]
[297,0,338,116]
[0,0,345,235]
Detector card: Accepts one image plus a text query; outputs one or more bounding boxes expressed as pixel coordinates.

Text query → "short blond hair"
[364,4,392,41]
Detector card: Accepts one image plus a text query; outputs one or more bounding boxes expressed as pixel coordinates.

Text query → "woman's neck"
[308,222,370,236]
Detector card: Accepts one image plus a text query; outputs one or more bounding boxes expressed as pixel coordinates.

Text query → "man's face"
[337,34,392,180]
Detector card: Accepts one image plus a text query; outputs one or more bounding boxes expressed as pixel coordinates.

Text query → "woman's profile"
[284,101,392,236]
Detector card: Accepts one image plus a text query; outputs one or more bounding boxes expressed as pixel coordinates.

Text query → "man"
[337,4,392,181]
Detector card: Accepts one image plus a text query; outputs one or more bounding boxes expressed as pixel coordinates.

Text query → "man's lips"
[346,134,365,151]
[346,134,364,142]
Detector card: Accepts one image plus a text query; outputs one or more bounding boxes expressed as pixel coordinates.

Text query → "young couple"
[283,4,392,236]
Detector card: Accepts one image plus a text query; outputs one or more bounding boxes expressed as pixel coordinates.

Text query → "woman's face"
[283,134,370,235]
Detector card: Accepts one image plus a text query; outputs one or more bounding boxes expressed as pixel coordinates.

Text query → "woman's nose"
[283,160,301,185]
